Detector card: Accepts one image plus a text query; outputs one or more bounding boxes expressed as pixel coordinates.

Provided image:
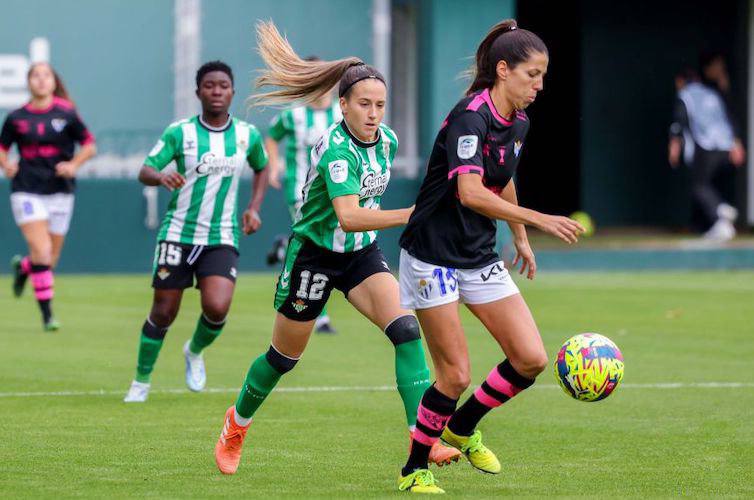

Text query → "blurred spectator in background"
[668,53,745,241]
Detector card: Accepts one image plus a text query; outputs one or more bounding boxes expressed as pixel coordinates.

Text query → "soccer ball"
[554,333,624,402]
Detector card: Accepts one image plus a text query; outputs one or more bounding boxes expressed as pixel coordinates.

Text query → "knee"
[150,303,179,328]
[514,351,549,379]
[438,365,471,398]
[385,314,421,346]
[30,243,53,266]
[201,294,230,324]
[202,302,229,324]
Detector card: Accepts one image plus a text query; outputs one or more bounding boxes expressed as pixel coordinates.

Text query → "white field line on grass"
[1,382,753,398]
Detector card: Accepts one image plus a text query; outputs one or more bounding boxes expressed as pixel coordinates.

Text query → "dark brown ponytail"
[466,19,548,95]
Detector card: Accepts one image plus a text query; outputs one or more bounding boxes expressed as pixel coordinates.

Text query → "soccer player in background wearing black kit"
[0,62,96,331]
[396,20,584,493]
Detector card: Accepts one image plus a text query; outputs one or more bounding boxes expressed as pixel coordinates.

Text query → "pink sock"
[20,256,31,274]
[30,268,54,300]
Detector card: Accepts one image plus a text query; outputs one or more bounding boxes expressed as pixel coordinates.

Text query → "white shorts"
[10,192,75,235]
[399,249,520,310]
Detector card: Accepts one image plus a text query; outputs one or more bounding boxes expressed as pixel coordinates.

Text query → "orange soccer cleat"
[410,431,462,467]
[215,406,251,475]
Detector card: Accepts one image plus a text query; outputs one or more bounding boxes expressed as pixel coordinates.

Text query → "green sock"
[136,335,163,383]
[395,339,431,427]
[189,314,225,355]
[235,352,284,418]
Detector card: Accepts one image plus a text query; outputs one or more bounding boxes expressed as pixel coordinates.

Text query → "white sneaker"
[124,380,150,403]
[717,203,738,222]
[183,340,206,392]
[703,219,736,241]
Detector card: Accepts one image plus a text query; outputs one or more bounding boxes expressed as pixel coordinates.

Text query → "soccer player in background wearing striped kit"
[214,21,460,475]
[265,56,341,334]
[0,62,96,331]
[124,61,269,402]
[397,20,584,493]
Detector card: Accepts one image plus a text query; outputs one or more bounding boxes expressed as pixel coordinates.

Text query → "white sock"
[233,407,252,427]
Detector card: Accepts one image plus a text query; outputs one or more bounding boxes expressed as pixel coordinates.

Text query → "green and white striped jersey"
[144,115,267,248]
[292,121,397,252]
[268,103,342,207]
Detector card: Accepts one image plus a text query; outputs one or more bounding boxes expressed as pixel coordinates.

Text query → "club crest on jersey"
[328,159,348,184]
[51,118,67,132]
[196,152,236,176]
[360,170,389,198]
[457,135,478,159]
[514,140,523,157]
[157,267,170,280]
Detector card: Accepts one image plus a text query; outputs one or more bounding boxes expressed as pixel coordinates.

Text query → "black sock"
[402,385,457,476]
[38,299,52,324]
[447,359,534,437]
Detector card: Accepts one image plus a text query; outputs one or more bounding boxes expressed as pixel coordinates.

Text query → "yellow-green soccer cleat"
[440,428,500,474]
[398,469,445,494]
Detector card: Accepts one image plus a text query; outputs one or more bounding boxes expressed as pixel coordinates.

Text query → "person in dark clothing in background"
[668,54,745,241]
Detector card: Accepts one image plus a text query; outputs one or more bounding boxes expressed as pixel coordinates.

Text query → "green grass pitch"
[1,271,753,497]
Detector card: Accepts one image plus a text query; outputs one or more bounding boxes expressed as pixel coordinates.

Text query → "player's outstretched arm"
[137,165,185,191]
[332,195,412,232]
[457,173,583,244]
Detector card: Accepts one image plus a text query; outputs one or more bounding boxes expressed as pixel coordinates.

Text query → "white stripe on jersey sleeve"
[166,122,198,241]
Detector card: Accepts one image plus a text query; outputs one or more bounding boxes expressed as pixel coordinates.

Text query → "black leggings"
[691,147,730,225]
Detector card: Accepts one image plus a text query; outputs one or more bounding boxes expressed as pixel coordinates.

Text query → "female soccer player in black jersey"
[397,20,584,493]
[0,63,96,330]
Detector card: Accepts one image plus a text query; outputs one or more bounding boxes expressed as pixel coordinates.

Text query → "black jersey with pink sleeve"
[0,97,94,194]
[400,88,530,269]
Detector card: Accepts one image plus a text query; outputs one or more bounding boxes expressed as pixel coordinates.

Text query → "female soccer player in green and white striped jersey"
[265,56,342,334]
[214,21,461,475]
[124,61,269,403]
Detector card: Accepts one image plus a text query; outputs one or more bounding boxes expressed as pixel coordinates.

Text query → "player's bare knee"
[149,303,178,327]
[440,366,471,396]
[515,352,548,378]
[202,302,229,324]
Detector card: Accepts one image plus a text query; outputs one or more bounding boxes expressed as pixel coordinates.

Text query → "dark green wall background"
[0,0,174,138]
[201,0,373,131]
[417,0,516,154]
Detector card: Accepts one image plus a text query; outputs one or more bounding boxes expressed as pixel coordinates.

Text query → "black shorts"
[151,240,239,290]
[274,236,391,321]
